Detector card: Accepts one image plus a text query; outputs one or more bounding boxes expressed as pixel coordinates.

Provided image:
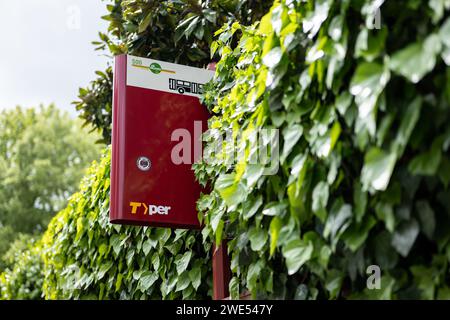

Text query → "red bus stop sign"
[110,54,214,229]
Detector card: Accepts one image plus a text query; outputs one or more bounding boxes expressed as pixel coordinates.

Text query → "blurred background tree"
[0,105,102,269]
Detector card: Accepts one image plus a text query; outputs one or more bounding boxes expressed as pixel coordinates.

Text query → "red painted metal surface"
[110,54,209,229]
[213,241,231,300]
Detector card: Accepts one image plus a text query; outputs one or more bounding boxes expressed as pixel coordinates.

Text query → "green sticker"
[149,63,162,74]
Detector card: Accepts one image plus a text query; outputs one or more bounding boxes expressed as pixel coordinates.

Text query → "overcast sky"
[0,0,110,116]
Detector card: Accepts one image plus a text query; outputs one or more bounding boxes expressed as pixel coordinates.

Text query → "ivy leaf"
[391,219,420,257]
[302,0,332,38]
[410,266,435,299]
[416,201,436,240]
[271,4,289,35]
[374,231,399,270]
[75,217,87,242]
[408,137,443,176]
[335,92,353,116]
[243,164,264,189]
[361,147,397,192]
[248,226,268,251]
[262,202,288,216]
[269,217,282,256]
[175,251,192,275]
[392,97,422,156]
[229,277,240,300]
[312,181,329,222]
[325,270,344,299]
[262,47,283,68]
[138,271,158,292]
[350,62,390,118]
[389,34,442,83]
[215,174,246,208]
[314,122,341,158]
[323,200,352,247]
[110,234,121,256]
[375,202,395,233]
[98,243,108,257]
[151,252,160,271]
[281,124,303,163]
[353,181,367,223]
[115,273,123,292]
[98,261,113,280]
[328,15,344,41]
[342,216,376,252]
[143,238,157,256]
[429,0,447,23]
[243,195,263,220]
[188,267,202,291]
[282,239,313,275]
[355,27,387,62]
[175,272,191,292]
[439,17,450,65]
[246,260,264,293]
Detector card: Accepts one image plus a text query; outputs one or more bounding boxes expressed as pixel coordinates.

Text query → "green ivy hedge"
[195,0,450,299]
[40,148,211,299]
[0,244,44,300]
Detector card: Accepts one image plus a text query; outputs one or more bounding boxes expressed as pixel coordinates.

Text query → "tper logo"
[129,202,171,216]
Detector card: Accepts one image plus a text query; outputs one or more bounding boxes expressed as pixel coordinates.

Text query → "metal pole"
[212,240,231,300]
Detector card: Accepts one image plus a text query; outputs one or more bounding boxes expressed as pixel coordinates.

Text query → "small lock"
[136,156,151,171]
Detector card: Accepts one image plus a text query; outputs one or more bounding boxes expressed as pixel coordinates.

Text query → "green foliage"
[74,68,113,144]
[74,0,271,143]
[0,226,16,270]
[0,105,102,234]
[1,233,37,270]
[0,242,44,300]
[195,0,450,299]
[41,148,211,299]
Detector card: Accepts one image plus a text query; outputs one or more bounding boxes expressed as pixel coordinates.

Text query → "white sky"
[0,0,110,116]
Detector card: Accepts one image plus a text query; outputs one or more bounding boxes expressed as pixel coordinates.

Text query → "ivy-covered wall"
[196,0,450,299]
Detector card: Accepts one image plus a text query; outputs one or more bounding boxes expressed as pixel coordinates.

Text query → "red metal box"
[110,54,214,229]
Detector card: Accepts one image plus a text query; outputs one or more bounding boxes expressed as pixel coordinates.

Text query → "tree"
[0,105,102,234]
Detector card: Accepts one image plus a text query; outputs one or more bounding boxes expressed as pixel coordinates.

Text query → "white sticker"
[126,55,215,98]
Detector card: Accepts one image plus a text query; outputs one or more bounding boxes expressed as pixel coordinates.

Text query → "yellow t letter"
[129,202,141,214]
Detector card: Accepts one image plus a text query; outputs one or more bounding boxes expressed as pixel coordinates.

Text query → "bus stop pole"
[212,240,231,300]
